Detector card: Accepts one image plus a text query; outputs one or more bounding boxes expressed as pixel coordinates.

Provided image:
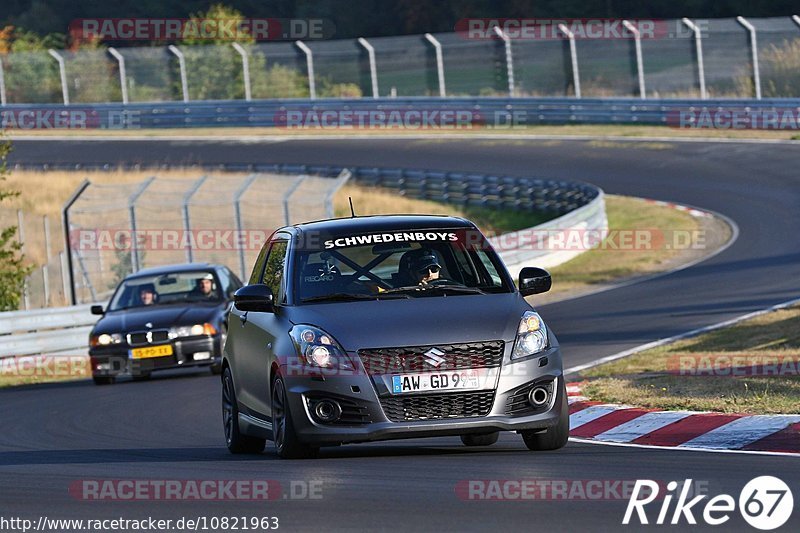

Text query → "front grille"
[506,379,555,416]
[380,390,495,422]
[127,329,170,346]
[358,341,504,375]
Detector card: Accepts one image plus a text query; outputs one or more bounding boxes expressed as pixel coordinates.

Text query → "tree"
[0,139,33,311]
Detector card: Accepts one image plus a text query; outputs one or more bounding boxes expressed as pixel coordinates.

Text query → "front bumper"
[89,335,221,376]
[278,346,564,445]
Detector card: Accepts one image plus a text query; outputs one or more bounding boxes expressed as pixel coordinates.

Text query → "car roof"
[289,214,476,236]
[126,263,223,279]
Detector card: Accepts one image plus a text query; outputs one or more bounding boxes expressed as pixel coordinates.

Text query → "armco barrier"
[0,304,95,357]
[3,97,800,129]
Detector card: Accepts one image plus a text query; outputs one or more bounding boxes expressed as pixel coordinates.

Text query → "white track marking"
[679,415,800,450]
[568,437,800,458]
[569,405,622,429]
[9,133,800,145]
[593,411,694,442]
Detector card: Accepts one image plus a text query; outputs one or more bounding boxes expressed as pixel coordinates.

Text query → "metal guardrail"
[0,304,95,357]
[3,96,800,128]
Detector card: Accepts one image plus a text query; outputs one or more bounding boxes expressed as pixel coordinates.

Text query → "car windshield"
[108,271,222,311]
[296,229,511,303]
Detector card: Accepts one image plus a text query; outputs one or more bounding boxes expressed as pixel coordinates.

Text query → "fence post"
[62,180,90,305]
[232,43,252,101]
[42,265,50,307]
[282,175,307,225]
[325,170,352,218]
[128,177,156,273]
[233,174,259,280]
[107,47,129,104]
[42,215,52,261]
[682,18,707,99]
[493,27,515,97]
[623,20,646,99]
[424,34,446,97]
[60,251,70,306]
[736,16,761,100]
[168,45,189,102]
[17,210,29,309]
[295,40,316,99]
[182,175,209,263]
[357,38,379,98]
[0,57,6,105]
[557,24,581,98]
[48,49,70,105]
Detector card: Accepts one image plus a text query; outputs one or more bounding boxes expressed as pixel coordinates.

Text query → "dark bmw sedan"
[223,215,568,459]
[88,263,242,385]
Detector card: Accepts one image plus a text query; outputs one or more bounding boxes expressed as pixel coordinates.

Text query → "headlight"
[89,333,123,347]
[289,325,350,369]
[169,323,217,338]
[511,311,549,360]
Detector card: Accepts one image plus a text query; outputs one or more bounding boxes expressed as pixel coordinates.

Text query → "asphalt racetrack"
[3,136,799,531]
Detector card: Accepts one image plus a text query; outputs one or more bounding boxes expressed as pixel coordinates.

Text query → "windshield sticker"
[324,232,458,249]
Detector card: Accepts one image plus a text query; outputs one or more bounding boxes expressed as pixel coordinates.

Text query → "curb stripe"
[630,413,742,447]
[679,415,800,450]
[742,422,800,453]
[571,408,650,438]
[569,405,620,429]
[593,411,694,443]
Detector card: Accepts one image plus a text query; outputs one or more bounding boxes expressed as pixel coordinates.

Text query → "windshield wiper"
[384,284,486,296]
[301,292,408,303]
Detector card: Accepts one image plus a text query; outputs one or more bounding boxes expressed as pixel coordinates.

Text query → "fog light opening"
[313,400,342,423]
[529,386,549,407]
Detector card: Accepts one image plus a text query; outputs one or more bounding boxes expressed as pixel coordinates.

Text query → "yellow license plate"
[130,344,173,359]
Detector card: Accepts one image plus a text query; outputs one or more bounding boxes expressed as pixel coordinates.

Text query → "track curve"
[3,137,800,531]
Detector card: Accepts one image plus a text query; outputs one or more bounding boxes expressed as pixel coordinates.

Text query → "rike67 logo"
[624,477,793,530]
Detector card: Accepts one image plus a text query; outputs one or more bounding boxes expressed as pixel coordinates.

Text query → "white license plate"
[391,370,482,394]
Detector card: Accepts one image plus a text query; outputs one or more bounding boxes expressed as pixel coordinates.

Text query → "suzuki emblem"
[423,348,446,367]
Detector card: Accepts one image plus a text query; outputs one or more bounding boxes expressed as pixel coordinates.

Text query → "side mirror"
[233,284,275,313]
[91,305,105,315]
[519,267,552,297]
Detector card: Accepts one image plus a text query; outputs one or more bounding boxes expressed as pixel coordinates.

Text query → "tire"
[92,375,116,385]
[271,374,319,459]
[222,367,266,454]
[521,380,569,451]
[461,432,500,447]
[210,362,223,375]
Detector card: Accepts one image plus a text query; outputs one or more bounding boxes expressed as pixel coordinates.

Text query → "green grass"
[581,305,800,414]
[547,195,703,294]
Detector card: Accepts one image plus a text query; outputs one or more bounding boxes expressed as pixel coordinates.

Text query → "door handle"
[239,312,248,326]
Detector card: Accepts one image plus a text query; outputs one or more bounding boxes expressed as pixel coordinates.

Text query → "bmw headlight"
[289,325,351,369]
[511,311,549,360]
[169,323,217,339]
[89,333,123,347]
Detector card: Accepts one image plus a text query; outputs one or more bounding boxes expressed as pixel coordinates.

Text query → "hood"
[282,292,531,351]
[92,303,223,334]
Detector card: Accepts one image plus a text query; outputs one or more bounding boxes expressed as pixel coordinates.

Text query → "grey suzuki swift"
[222,215,568,458]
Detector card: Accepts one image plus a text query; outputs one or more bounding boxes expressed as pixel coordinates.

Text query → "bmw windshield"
[296,229,512,303]
[108,271,222,311]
